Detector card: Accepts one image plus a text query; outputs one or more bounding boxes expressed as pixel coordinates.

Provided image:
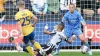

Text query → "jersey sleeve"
[28,10,34,18]
[61,13,68,23]
[49,30,56,35]
[15,14,20,22]
[78,12,85,23]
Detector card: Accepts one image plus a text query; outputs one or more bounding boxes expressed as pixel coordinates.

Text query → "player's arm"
[43,24,56,35]
[61,13,68,27]
[17,21,22,34]
[17,21,23,36]
[80,16,86,27]
[78,12,86,31]
[44,29,52,35]
[16,20,23,37]
[29,10,38,27]
[15,15,23,37]
[78,12,86,26]
[32,15,38,27]
[81,21,86,31]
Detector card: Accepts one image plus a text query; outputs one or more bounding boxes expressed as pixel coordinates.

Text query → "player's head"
[69,3,76,13]
[17,0,25,9]
[57,23,64,31]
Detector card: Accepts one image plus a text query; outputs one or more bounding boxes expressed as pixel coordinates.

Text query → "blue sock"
[53,45,60,56]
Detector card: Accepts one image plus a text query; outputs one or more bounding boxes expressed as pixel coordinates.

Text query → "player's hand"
[20,33,24,38]
[32,24,35,27]
[44,24,48,29]
[54,25,58,30]
[53,25,58,32]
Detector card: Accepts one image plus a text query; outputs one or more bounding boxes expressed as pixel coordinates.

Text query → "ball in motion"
[80,45,88,54]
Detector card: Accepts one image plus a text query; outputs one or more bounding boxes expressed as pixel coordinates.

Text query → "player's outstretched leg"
[53,44,60,56]
[53,48,60,56]
[79,34,92,56]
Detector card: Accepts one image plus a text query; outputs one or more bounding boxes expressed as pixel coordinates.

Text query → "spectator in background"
[47,0,60,14]
[16,0,32,11]
[32,0,48,15]
[4,0,17,20]
[93,0,100,20]
[4,0,16,15]
[60,0,76,15]
[96,0,100,15]
[0,0,6,22]
[80,0,95,18]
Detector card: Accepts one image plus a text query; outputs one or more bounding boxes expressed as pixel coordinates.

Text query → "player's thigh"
[29,31,35,43]
[78,33,86,42]
[74,29,85,42]
[23,36,30,44]
[64,29,72,38]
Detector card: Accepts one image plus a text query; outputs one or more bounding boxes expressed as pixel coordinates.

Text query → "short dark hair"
[69,3,75,7]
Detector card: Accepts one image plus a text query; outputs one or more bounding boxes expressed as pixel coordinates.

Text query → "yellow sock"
[26,46,34,55]
[34,42,42,50]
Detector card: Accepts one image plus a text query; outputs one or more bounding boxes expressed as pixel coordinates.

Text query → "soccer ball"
[80,45,88,54]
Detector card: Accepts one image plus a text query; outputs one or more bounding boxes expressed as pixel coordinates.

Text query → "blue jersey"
[62,10,85,29]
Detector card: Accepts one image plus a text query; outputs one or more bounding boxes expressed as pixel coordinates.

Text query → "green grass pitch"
[0,52,99,56]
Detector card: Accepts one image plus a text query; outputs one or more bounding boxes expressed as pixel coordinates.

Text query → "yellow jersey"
[15,9,34,36]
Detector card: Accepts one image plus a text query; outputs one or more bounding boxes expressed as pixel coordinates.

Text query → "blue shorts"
[64,28,82,38]
[23,31,35,44]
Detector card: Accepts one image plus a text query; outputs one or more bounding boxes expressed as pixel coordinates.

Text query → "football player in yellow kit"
[15,1,43,56]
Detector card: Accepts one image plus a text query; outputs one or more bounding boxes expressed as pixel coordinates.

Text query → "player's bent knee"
[79,37,86,42]
[78,34,86,42]
[80,37,86,43]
